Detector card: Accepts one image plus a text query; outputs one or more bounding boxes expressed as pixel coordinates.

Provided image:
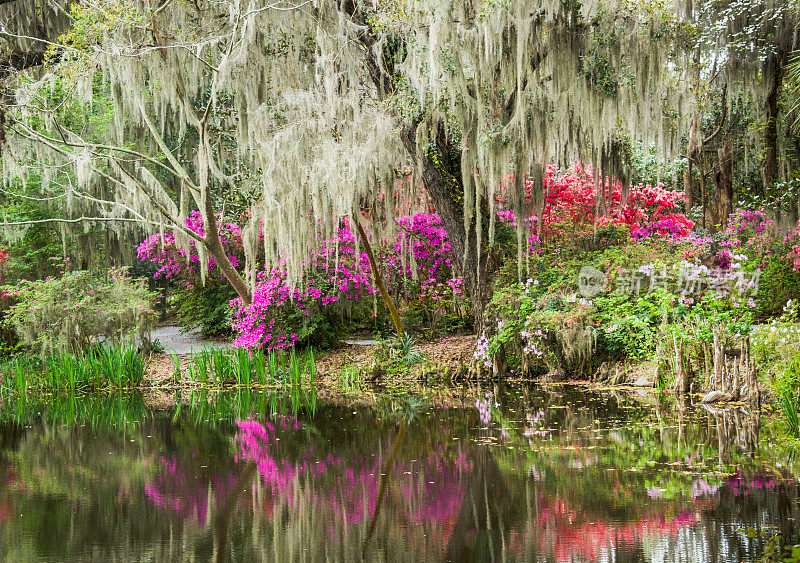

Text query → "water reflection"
[0,385,796,561]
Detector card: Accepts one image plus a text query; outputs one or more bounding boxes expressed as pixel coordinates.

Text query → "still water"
[0,384,797,561]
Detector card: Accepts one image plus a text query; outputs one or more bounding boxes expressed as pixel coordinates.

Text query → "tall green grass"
[773,352,800,439]
[779,391,800,438]
[0,344,146,394]
[338,365,363,391]
[185,347,316,387]
[0,344,317,395]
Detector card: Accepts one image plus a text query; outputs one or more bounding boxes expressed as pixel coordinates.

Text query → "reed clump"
[185,347,316,387]
[0,344,146,394]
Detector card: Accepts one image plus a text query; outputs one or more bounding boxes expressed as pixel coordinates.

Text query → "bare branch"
[152,0,174,16]
[0,186,67,201]
[1,216,159,226]
[14,118,193,190]
[0,51,46,79]
[10,123,203,244]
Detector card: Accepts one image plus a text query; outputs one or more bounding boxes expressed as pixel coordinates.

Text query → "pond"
[0,384,797,561]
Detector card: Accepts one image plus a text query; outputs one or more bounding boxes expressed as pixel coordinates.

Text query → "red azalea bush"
[495,164,694,248]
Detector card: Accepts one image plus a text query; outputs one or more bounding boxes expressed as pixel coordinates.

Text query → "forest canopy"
[0,0,798,322]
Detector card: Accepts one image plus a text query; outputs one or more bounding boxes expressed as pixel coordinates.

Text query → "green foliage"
[748,526,800,563]
[376,333,425,367]
[754,255,800,317]
[259,270,343,349]
[483,285,595,377]
[2,267,157,354]
[337,365,363,392]
[0,343,146,393]
[753,301,800,435]
[186,347,316,387]
[590,290,676,361]
[772,351,800,438]
[752,300,800,369]
[172,283,236,337]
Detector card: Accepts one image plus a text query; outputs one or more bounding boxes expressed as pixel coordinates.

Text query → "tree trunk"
[356,221,404,338]
[684,112,698,210]
[764,53,782,199]
[344,2,494,331]
[716,137,734,230]
[202,191,252,306]
[204,235,251,306]
[683,48,701,210]
[401,125,492,331]
[674,334,689,394]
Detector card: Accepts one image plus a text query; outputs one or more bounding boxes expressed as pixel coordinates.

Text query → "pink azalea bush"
[388,213,467,322]
[138,214,465,350]
[230,216,468,349]
[229,220,376,349]
[136,211,244,285]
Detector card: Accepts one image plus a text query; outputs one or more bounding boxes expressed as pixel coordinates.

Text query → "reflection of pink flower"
[144,455,239,525]
[232,418,467,526]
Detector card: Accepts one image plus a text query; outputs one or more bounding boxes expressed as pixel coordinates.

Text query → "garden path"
[150,326,231,355]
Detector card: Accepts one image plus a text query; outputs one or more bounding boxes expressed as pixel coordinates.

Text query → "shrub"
[592,293,660,361]
[2,267,157,354]
[481,284,595,377]
[755,257,800,317]
[494,163,694,251]
[172,282,237,337]
[229,216,464,349]
[138,210,469,349]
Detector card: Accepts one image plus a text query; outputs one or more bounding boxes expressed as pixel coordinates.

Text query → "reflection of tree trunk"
[362,420,406,551]
[443,448,514,561]
[677,393,689,450]
[748,410,760,457]
[213,462,257,563]
[715,412,728,467]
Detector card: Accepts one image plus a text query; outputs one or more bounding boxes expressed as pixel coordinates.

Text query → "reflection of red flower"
[0,499,13,524]
[530,495,699,561]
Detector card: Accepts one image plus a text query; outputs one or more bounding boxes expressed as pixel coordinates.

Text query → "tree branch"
[0,51,46,80]
[703,83,728,146]
[15,118,193,191]
[1,216,160,226]
[11,122,202,244]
